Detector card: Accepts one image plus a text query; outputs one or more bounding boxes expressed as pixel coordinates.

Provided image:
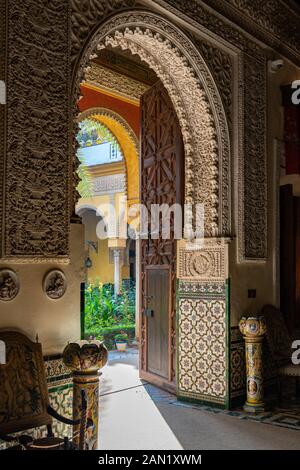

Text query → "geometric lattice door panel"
[140,81,184,392]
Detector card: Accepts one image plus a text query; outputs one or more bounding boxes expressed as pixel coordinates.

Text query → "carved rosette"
[177,238,228,282]
[0,269,19,302]
[239,316,266,413]
[43,270,67,300]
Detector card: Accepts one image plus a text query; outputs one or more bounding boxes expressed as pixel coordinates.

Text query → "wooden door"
[280,185,300,335]
[140,80,184,392]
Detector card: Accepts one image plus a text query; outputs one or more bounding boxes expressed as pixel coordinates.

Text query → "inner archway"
[78,108,139,206]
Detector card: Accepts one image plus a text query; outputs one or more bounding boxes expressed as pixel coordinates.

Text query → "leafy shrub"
[115,333,129,342]
[85,324,135,350]
[84,280,136,333]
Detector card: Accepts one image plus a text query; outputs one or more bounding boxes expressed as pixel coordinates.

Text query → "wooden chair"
[0,331,86,450]
[261,305,300,401]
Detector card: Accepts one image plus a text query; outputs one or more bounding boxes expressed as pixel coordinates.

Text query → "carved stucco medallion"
[190,252,213,277]
[0,269,19,301]
[44,270,67,300]
[178,239,228,282]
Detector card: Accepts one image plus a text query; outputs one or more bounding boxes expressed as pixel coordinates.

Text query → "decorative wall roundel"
[191,253,211,276]
[190,252,215,278]
[44,270,67,300]
[0,269,19,301]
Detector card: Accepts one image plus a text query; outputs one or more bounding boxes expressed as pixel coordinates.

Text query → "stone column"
[239,316,267,413]
[63,340,108,450]
[113,249,122,296]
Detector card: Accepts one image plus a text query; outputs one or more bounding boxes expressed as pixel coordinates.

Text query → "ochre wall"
[91,114,139,205]
[0,224,85,355]
[78,194,130,285]
[79,84,140,138]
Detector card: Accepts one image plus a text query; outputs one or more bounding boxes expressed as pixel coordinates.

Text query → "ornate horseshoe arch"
[73,11,231,238]
[72,10,233,406]
[78,108,139,204]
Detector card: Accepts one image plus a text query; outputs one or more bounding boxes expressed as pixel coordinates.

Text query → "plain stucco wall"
[0,224,85,355]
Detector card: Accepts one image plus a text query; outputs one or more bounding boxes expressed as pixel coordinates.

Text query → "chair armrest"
[0,434,15,443]
[0,434,33,447]
[47,405,81,426]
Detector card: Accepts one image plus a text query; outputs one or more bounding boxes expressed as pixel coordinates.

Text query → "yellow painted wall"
[78,197,130,285]
[91,115,139,206]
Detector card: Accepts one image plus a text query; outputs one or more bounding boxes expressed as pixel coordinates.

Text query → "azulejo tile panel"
[230,327,246,401]
[48,384,73,439]
[178,280,229,406]
[44,356,73,438]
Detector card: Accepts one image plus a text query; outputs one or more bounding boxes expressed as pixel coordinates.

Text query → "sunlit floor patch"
[98,349,182,450]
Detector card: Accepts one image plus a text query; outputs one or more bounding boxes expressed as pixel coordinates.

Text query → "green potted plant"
[115,333,128,352]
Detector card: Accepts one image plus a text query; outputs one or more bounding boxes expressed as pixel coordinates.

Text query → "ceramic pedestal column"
[239,316,267,413]
[63,341,108,449]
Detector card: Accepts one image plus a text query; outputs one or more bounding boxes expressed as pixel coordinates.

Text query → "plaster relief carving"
[192,37,233,129]
[149,1,268,261]
[85,62,149,101]
[93,174,126,195]
[4,0,70,258]
[243,56,267,260]
[0,269,19,302]
[44,270,67,300]
[177,239,229,282]
[71,0,136,67]
[0,0,5,259]
[204,0,300,66]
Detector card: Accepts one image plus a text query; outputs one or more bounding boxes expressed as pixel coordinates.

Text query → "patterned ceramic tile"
[178,281,229,406]
[230,327,246,400]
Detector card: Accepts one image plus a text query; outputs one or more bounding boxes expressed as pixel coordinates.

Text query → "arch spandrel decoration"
[78,108,139,205]
[76,11,231,239]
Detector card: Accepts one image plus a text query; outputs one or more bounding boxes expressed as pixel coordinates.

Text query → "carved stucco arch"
[78,108,139,205]
[75,11,231,238]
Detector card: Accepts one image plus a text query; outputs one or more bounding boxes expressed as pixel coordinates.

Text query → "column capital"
[239,316,266,340]
[63,340,108,374]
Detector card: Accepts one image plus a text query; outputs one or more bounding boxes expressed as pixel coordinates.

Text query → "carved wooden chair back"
[0,330,52,436]
[261,305,293,368]
[0,330,90,450]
